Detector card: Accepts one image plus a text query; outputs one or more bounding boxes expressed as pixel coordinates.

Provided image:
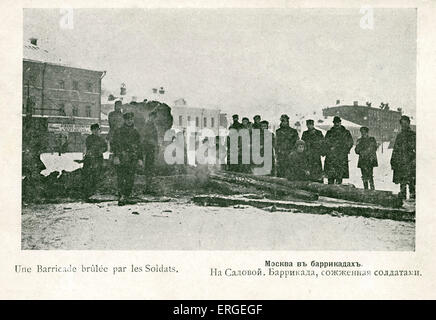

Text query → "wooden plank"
[209,172,318,201]
[211,170,402,208]
[192,195,415,222]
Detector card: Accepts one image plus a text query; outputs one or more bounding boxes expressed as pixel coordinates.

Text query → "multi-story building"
[171,98,226,135]
[23,38,105,152]
[322,101,408,145]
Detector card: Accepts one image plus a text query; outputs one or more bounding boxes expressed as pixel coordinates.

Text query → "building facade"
[23,39,105,152]
[322,102,405,145]
[171,98,226,135]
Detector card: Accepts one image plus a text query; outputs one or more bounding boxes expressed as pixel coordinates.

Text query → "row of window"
[58,103,93,117]
[178,115,216,128]
[57,79,94,92]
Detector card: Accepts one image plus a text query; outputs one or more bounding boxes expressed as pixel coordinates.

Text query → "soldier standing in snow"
[355,126,378,190]
[82,123,108,201]
[324,116,354,184]
[112,112,143,206]
[108,100,124,151]
[275,114,299,177]
[301,119,325,182]
[390,115,416,200]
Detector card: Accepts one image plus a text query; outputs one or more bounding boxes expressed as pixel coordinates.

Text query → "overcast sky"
[24,8,416,121]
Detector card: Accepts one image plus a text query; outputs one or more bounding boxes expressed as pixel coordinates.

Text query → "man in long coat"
[324,116,354,184]
[275,114,299,177]
[301,119,325,182]
[390,115,416,200]
[112,112,143,205]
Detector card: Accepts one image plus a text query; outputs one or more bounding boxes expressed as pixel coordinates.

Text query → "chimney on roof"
[159,87,165,94]
[336,100,340,105]
[353,101,358,106]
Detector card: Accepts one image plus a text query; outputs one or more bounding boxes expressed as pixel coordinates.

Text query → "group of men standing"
[81,101,416,205]
[227,113,416,200]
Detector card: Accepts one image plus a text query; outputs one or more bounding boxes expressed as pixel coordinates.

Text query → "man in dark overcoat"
[390,115,416,200]
[112,112,143,206]
[324,116,354,184]
[275,114,299,177]
[301,119,325,182]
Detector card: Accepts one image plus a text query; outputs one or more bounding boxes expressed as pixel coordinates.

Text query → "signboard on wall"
[48,123,91,134]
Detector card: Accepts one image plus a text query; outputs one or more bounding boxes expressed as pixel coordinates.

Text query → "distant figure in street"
[112,112,143,206]
[254,120,275,175]
[390,115,416,200]
[142,110,159,191]
[324,116,354,184]
[228,114,243,130]
[252,115,262,130]
[227,114,243,172]
[82,123,108,201]
[355,127,378,190]
[275,114,299,177]
[108,100,124,151]
[301,119,325,182]
[287,140,310,181]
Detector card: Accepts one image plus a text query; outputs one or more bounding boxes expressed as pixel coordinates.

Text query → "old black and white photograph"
[21,7,416,250]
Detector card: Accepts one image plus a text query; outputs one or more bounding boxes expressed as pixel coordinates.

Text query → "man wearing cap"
[301,119,325,182]
[355,127,378,190]
[82,123,108,201]
[390,115,416,200]
[324,116,354,184]
[112,112,144,205]
[108,100,124,151]
[227,114,242,171]
[252,115,262,130]
[229,114,243,130]
[275,114,299,177]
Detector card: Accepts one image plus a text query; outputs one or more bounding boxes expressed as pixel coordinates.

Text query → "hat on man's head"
[242,117,249,122]
[306,119,314,125]
[400,115,410,123]
[260,120,269,126]
[280,114,289,121]
[232,114,239,119]
[90,123,100,131]
[253,115,261,121]
[333,116,342,123]
[123,112,134,120]
[360,126,369,133]
[114,100,122,106]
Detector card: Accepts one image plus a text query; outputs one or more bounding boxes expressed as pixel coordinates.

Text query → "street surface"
[22,198,415,250]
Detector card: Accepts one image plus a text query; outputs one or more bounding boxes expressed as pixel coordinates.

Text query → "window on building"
[58,80,65,90]
[188,116,191,123]
[72,105,79,116]
[58,103,66,116]
[86,82,93,92]
[204,117,207,127]
[195,117,199,127]
[86,105,92,117]
[179,115,183,126]
[211,117,215,128]
[73,81,79,91]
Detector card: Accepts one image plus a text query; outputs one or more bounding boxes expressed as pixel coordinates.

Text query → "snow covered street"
[21,198,414,251]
